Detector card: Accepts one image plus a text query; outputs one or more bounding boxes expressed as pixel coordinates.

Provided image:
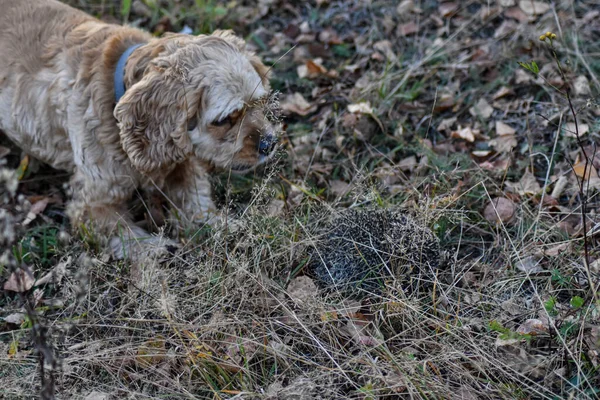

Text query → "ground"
[1,0,600,399]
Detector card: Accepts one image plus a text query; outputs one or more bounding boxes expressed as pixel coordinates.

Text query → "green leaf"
[489,320,508,333]
[570,296,584,309]
[544,297,556,313]
[121,0,132,18]
[531,61,539,74]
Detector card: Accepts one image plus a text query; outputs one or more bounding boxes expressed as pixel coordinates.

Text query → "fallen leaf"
[281,93,317,116]
[515,256,543,274]
[16,155,29,180]
[397,156,417,171]
[396,0,415,14]
[505,6,529,22]
[3,267,35,292]
[373,40,396,60]
[472,150,492,157]
[0,146,10,159]
[483,197,516,224]
[136,336,167,368]
[573,161,597,180]
[397,22,419,36]
[490,135,517,153]
[297,59,328,79]
[493,86,514,99]
[573,75,591,97]
[517,319,548,335]
[563,122,589,138]
[439,2,458,17]
[437,117,457,132]
[23,197,49,226]
[514,68,531,84]
[347,102,374,114]
[543,243,569,257]
[506,171,541,196]
[85,392,110,400]
[36,256,71,286]
[494,20,517,39]
[329,180,350,198]
[469,98,494,120]
[451,126,477,142]
[287,276,318,304]
[496,121,516,136]
[518,0,550,16]
[4,313,26,325]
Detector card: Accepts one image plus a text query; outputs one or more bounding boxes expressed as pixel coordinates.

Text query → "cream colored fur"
[0,0,276,259]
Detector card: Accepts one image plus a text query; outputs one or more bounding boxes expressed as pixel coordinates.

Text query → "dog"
[0,0,278,258]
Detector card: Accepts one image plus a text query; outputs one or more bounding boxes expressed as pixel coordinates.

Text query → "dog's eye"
[212,117,231,127]
[187,116,198,131]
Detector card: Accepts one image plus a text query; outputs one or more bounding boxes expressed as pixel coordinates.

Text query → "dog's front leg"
[67,169,176,260]
[164,158,219,227]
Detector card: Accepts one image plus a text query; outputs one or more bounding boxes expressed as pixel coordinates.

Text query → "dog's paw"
[109,234,179,261]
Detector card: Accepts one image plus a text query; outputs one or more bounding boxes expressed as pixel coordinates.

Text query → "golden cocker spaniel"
[0,0,278,258]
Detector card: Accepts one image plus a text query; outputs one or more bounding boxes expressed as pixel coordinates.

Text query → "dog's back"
[0,0,94,170]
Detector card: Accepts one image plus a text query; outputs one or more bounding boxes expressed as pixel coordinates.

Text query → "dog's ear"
[114,59,193,174]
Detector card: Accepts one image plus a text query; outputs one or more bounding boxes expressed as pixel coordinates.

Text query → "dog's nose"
[258,134,276,156]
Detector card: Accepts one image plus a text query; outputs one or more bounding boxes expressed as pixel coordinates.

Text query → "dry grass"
[2,0,600,399]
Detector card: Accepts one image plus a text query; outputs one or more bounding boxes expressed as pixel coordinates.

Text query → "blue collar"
[114,43,143,102]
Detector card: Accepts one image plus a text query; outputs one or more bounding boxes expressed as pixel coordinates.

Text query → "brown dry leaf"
[505,6,529,22]
[347,102,374,114]
[516,319,548,335]
[563,122,589,138]
[396,0,415,14]
[518,0,550,16]
[373,40,396,61]
[23,197,49,226]
[494,20,517,39]
[469,98,494,120]
[36,256,71,286]
[472,150,492,157]
[3,266,35,292]
[4,313,26,325]
[281,93,317,116]
[493,86,514,99]
[0,145,10,159]
[496,121,516,136]
[543,243,569,257]
[318,28,342,44]
[397,156,418,171]
[329,180,350,198]
[514,68,531,84]
[397,22,419,36]
[438,2,458,17]
[573,161,597,180]
[437,117,457,132]
[297,59,328,79]
[573,75,591,97]
[515,256,543,274]
[136,336,167,368]
[287,276,318,304]
[451,126,477,142]
[507,171,541,196]
[483,197,516,224]
[490,135,517,153]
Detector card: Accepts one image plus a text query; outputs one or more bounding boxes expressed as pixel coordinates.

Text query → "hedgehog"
[308,208,441,293]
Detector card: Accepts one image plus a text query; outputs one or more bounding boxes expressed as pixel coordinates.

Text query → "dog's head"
[114,30,279,174]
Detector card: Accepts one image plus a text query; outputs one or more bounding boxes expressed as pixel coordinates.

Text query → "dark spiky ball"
[308,208,441,293]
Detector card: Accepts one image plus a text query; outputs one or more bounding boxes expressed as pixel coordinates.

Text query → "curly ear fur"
[114,60,193,174]
[211,30,271,86]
